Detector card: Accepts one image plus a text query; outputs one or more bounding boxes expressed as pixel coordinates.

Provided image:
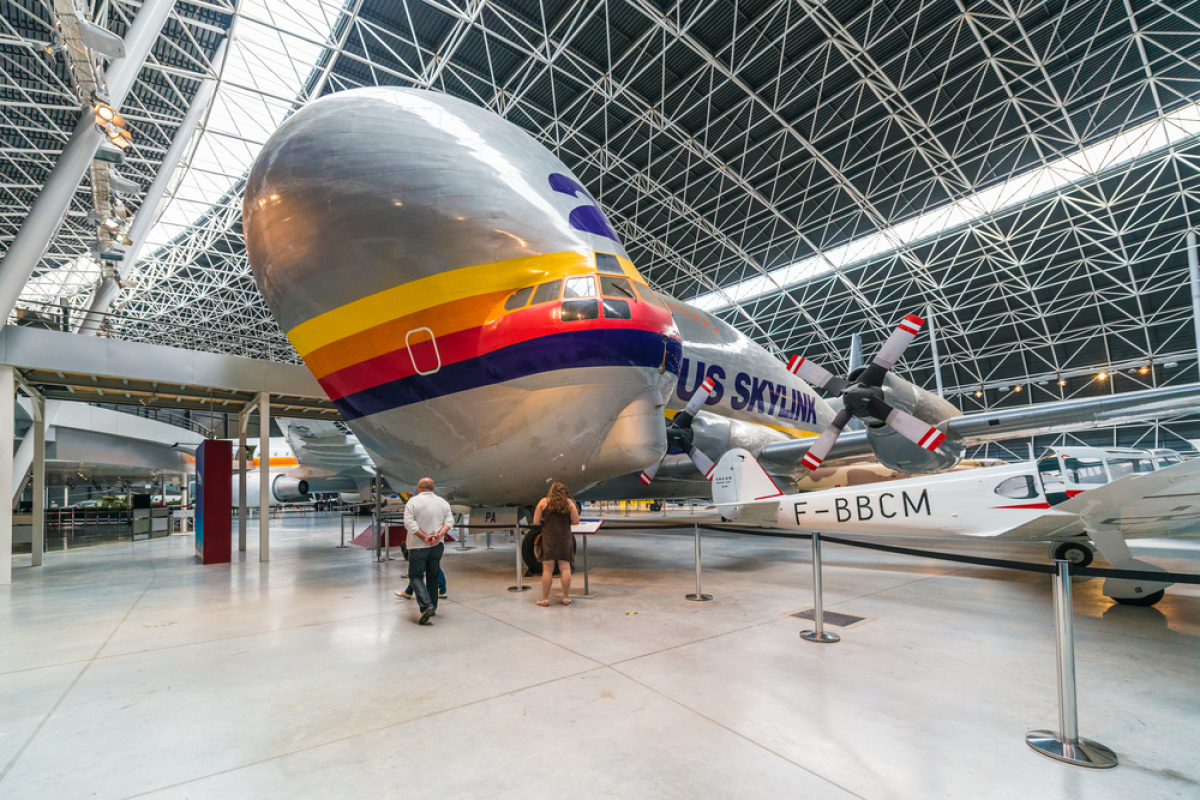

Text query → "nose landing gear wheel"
[1112,589,1165,607]
[1049,541,1094,568]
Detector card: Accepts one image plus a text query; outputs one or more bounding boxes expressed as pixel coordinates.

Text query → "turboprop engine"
[787,313,964,475]
[861,374,963,473]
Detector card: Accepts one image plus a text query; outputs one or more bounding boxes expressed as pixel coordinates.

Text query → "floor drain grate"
[788,608,870,628]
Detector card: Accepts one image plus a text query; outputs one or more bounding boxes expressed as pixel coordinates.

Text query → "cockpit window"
[995,475,1038,499]
[599,275,636,299]
[634,283,664,308]
[1106,457,1154,479]
[1062,456,1107,485]
[596,252,622,272]
[1038,457,1065,488]
[564,276,596,299]
[1155,451,1182,468]
[530,280,562,306]
[602,299,631,320]
[561,299,599,321]
[504,286,534,311]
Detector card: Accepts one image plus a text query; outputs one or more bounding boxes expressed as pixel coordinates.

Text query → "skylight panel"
[689,101,1200,313]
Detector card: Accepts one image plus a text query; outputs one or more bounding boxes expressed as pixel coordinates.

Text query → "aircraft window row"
[599,275,635,299]
[530,280,561,306]
[1061,456,1107,485]
[602,298,632,320]
[635,283,664,307]
[561,298,599,321]
[504,286,534,310]
[1154,451,1182,468]
[994,475,1038,499]
[596,252,622,272]
[564,276,596,298]
[505,273,654,316]
[1106,457,1155,479]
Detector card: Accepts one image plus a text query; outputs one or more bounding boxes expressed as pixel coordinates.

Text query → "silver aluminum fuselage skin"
[244,88,828,505]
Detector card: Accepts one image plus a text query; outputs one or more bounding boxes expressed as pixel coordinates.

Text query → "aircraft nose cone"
[244,87,623,336]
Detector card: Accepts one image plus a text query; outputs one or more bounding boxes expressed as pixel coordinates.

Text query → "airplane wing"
[999,458,1200,541]
[758,383,1200,479]
[275,418,375,475]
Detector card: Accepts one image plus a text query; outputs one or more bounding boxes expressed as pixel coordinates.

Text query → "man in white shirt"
[401,477,454,625]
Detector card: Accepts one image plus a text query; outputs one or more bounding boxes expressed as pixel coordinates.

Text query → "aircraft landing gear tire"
[1113,590,1165,607]
[1049,541,1093,568]
[521,529,576,575]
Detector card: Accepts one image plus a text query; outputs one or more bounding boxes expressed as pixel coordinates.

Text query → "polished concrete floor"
[2,515,1198,799]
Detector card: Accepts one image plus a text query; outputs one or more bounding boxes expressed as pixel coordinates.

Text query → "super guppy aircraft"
[243,87,1200,507]
[243,87,840,505]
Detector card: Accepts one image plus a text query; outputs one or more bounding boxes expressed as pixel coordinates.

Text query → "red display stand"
[195,439,232,564]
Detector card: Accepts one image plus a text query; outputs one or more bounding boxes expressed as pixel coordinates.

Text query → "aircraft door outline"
[405,327,441,375]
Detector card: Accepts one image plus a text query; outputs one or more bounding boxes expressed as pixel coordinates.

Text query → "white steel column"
[238,408,248,552]
[258,392,269,563]
[0,0,177,323]
[78,39,228,335]
[926,304,945,398]
[1188,231,1200,381]
[31,394,44,568]
[0,366,13,585]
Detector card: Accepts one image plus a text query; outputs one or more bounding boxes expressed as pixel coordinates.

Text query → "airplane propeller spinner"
[639,376,719,486]
[787,313,947,471]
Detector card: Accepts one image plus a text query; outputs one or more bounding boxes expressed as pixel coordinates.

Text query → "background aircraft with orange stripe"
[242,87,1200,510]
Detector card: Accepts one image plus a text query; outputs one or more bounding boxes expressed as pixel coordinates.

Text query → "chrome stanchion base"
[507,585,532,592]
[800,630,841,643]
[1025,731,1118,768]
[685,593,712,602]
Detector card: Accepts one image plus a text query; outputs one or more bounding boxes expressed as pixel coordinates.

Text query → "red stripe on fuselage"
[318,299,676,401]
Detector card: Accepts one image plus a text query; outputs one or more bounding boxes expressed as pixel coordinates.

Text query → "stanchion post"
[801,532,839,643]
[1026,560,1117,768]
[686,522,712,601]
[456,512,473,551]
[508,522,530,592]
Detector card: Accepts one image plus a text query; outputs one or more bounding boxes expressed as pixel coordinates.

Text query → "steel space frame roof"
[4,0,1200,454]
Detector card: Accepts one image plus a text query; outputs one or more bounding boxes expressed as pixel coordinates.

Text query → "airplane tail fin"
[712,449,784,524]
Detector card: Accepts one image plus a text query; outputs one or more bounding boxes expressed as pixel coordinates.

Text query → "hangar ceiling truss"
[4,0,1200,449]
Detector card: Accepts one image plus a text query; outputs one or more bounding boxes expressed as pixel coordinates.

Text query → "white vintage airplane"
[713,445,1198,606]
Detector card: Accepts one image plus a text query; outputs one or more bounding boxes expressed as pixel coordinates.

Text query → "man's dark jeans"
[408,543,444,613]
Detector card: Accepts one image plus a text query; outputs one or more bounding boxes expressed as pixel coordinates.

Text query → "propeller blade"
[799,407,854,471]
[870,313,924,372]
[680,375,716,419]
[785,355,850,394]
[638,456,664,486]
[688,446,717,481]
[866,397,947,452]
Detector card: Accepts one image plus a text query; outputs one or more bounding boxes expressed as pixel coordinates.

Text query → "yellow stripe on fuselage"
[663,407,819,440]
[288,251,646,358]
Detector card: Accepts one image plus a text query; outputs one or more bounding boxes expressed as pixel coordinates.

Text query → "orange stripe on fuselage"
[305,290,508,379]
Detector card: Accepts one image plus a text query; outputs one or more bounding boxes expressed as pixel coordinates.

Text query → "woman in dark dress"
[533,481,580,606]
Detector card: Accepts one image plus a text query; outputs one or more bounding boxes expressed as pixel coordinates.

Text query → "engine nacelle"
[865,375,962,473]
[690,412,791,462]
[271,476,310,503]
[231,474,311,506]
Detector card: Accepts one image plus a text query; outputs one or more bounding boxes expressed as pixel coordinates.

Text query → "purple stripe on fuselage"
[332,328,682,421]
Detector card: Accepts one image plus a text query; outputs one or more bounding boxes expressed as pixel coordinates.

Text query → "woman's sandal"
[561,598,572,606]
[536,599,549,607]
